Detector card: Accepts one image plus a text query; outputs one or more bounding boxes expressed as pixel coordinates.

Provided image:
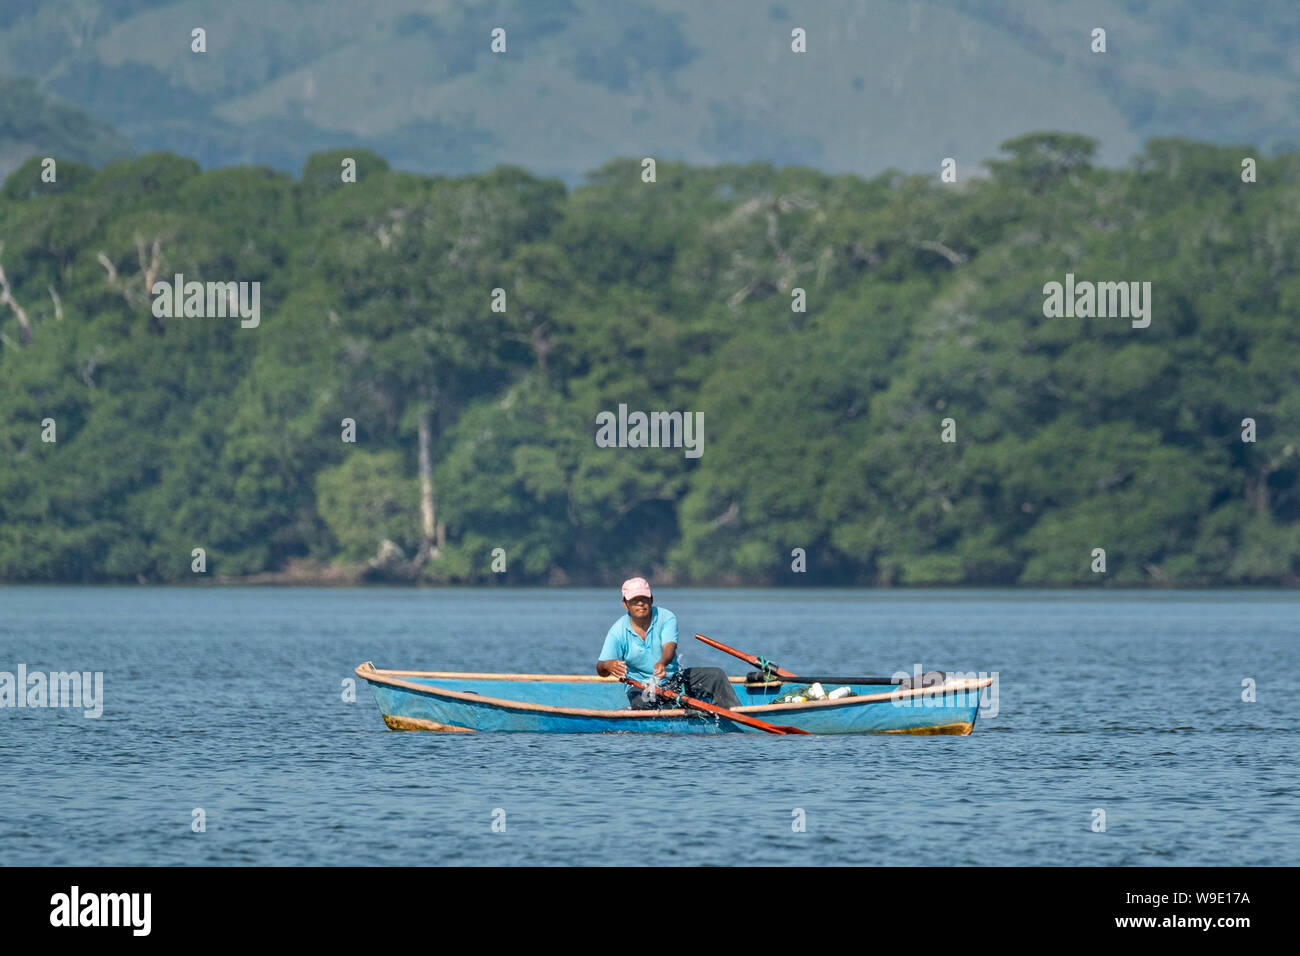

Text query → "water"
[1,587,1296,866]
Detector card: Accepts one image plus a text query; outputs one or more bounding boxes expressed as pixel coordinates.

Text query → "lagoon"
[1,586,1296,865]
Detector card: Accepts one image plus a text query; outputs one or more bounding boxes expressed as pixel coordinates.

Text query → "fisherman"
[596,577,742,711]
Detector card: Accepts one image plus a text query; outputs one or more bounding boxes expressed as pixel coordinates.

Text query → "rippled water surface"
[1,587,1296,865]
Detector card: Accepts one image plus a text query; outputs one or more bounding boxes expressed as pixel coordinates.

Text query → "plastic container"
[806,683,826,700]
[828,686,853,699]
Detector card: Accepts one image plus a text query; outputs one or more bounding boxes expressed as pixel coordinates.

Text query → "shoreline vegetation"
[1,133,1298,587]
[217,574,1299,589]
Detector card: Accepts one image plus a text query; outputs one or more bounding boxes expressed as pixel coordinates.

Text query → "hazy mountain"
[0,76,134,180]
[0,0,1296,182]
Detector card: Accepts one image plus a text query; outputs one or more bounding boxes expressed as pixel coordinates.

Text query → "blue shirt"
[599,607,680,684]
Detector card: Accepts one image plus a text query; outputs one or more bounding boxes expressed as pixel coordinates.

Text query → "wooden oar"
[745,673,909,685]
[620,677,810,735]
[694,633,909,685]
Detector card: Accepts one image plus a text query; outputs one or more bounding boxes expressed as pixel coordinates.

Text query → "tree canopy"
[1,136,1297,585]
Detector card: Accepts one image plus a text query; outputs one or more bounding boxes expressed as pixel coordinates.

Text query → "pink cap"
[621,577,652,600]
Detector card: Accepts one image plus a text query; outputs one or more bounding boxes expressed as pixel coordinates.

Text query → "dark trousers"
[626,666,742,710]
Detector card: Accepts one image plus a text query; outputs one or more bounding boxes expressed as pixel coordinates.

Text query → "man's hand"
[653,661,666,679]
[600,660,628,679]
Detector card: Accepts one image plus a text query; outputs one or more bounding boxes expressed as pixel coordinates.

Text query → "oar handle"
[744,673,904,686]
[697,633,933,687]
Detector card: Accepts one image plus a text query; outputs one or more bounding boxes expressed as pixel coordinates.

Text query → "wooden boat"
[355,662,993,735]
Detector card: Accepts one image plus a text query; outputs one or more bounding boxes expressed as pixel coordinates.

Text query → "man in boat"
[596,577,742,711]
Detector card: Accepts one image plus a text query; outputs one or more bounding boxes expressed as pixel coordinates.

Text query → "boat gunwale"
[354,662,992,719]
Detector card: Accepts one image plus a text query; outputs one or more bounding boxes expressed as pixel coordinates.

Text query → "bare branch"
[916,239,968,266]
[766,208,792,268]
[101,238,165,328]
[136,235,161,296]
[78,346,106,390]
[0,244,34,345]
[709,502,740,528]
[96,251,119,285]
[727,276,762,309]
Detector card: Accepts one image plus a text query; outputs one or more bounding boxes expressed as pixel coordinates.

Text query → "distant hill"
[0,0,1296,182]
[0,77,134,180]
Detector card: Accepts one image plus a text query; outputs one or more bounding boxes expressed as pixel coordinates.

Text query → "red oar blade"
[621,677,810,735]
[694,633,798,678]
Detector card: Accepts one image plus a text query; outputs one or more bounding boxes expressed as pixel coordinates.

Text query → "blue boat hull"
[356,664,992,735]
